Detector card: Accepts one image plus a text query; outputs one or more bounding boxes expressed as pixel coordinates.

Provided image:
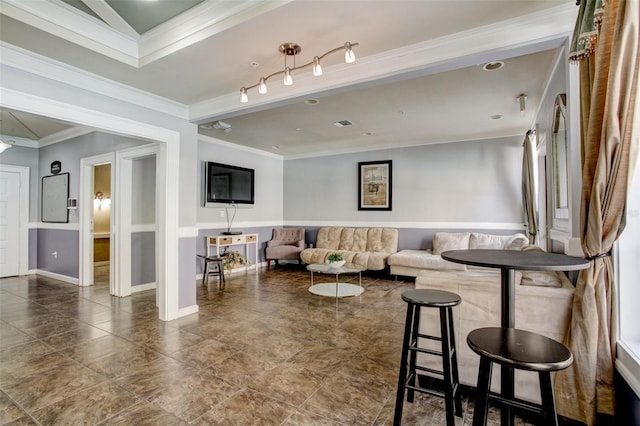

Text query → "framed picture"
[358,160,392,211]
[41,172,70,223]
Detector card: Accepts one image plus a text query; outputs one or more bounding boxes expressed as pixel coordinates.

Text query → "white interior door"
[0,170,21,277]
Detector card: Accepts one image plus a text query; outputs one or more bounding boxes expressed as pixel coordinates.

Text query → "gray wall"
[284,136,524,225]
[39,132,149,223]
[131,156,156,286]
[197,139,284,226]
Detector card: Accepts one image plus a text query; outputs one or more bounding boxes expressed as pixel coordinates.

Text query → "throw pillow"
[520,270,563,287]
[432,232,471,255]
[469,233,510,249]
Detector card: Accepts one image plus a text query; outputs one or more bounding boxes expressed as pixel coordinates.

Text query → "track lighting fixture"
[240,41,359,103]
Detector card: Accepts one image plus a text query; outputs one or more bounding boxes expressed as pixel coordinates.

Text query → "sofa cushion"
[468,232,529,250]
[520,270,564,287]
[432,232,470,255]
[300,227,398,270]
[388,250,467,271]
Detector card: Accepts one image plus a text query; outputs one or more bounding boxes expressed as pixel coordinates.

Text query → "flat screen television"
[203,161,255,205]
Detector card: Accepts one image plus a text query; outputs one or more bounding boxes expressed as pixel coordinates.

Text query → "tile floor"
[0,265,537,425]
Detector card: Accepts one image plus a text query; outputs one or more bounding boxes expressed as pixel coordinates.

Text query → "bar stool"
[467,327,574,426]
[394,289,462,426]
[197,254,225,286]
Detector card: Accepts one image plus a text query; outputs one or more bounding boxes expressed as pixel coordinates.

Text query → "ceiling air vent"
[333,120,353,127]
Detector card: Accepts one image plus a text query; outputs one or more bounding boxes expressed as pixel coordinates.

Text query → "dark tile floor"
[0,265,534,425]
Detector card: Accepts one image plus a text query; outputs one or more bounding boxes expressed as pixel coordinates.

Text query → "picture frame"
[41,172,70,223]
[358,160,392,211]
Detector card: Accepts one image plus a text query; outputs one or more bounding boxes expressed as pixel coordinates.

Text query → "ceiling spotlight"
[482,61,504,71]
[517,94,528,112]
[239,41,359,103]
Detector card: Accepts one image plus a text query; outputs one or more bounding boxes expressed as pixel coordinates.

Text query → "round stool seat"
[401,289,461,308]
[467,327,573,372]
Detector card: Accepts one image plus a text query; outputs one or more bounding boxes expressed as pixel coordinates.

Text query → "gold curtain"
[522,132,539,245]
[555,0,640,424]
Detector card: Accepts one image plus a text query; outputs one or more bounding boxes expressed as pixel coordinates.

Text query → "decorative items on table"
[327,252,346,269]
[221,250,248,270]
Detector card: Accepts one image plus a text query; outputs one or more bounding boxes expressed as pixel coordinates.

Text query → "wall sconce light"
[94,191,111,210]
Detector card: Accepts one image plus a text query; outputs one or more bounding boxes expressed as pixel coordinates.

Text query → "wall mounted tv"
[203,161,255,206]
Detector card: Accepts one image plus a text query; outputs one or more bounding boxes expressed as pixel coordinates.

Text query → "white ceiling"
[0,0,578,157]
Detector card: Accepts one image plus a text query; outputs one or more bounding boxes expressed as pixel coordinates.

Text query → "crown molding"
[1,0,291,67]
[198,134,283,160]
[139,0,293,66]
[0,42,189,120]
[1,0,139,65]
[190,3,577,122]
[38,126,95,147]
[0,134,38,148]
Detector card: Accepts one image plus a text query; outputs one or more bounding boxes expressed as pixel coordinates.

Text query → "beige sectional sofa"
[389,231,575,403]
[388,232,530,277]
[300,227,398,270]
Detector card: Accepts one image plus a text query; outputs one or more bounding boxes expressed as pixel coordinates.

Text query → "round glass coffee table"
[307,263,365,298]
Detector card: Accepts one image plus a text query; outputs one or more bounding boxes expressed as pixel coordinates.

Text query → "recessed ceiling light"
[305,99,320,105]
[272,145,280,149]
[482,61,504,71]
[363,132,373,136]
[490,114,503,120]
[250,61,259,69]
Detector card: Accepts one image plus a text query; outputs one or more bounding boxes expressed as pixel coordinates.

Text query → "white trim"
[616,342,640,398]
[0,43,188,120]
[195,221,525,231]
[0,165,29,276]
[1,0,138,62]
[139,0,292,66]
[190,3,577,122]
[1,88,181,321]
[131,224,156,233]
[81,0,139,39]
[1,135,39,148]
[115,143,160,298]
[36,222,80,230]
[131,282,156,293]
[79,152,115,288]
[178,304,199,317]
[35,269,79,285]
[198,134,283,159]
[38,127,95,148]
[283,221,526,230]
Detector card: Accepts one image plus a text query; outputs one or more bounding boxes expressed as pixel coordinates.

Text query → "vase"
[328,260,346,269]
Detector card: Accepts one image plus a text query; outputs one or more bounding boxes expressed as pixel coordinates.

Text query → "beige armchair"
[265,228,305,268]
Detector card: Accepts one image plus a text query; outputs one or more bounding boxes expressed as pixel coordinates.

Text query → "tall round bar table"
[441,249,590,426]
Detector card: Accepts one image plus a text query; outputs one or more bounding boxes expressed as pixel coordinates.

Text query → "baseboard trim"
[35,269,79,285]
[178,304,199,317]
[131,282,156,293]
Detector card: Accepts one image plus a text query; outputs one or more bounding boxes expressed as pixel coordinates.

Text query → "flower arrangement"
[327,252,343,262]
[222,250,248,270]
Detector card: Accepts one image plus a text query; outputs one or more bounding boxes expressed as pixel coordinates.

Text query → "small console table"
[207,233,259,270]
